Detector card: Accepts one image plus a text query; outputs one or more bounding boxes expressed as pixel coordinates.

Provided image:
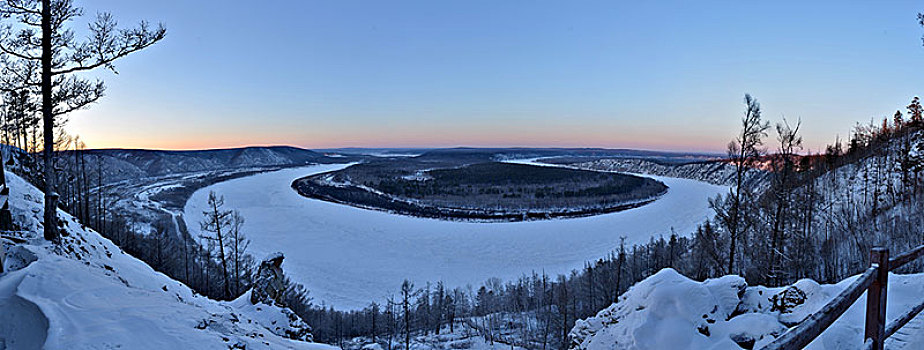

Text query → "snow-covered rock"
[251,252,287,306]
[570,268,924,350]
[341,322,529,350]
[569,269,779,350]
[232,289,314,342]
[0,172,334,349]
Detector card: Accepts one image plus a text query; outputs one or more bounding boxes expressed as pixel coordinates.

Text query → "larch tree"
[0,0,165,241]
[2,89,36,151]
[715,93,769,275]
[369,301,379,343]
[200,191,232,300]
[907,96,922,125]
[227,210,251,296]
[767,118,802,284]
[399,279,418,350]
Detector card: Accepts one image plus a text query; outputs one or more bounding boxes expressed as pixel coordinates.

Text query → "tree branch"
[1,0,41,16]
[52,18,165,76]
[0,40,40,60]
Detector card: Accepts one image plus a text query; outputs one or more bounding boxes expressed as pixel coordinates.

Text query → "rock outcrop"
[251,252,287,306]
[247,252,314,342]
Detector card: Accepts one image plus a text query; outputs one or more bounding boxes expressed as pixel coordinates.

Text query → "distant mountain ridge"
[418,147,721,163]
[51,145,721,185]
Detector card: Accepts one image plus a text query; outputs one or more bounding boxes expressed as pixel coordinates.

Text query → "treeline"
[293,235,691,348]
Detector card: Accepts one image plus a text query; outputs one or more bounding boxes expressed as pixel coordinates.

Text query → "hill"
[61,146,355,185]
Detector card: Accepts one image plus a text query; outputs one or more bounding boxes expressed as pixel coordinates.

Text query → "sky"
[65,0,924,153]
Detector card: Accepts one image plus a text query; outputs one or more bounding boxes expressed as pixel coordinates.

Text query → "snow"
[0,172,338,350]
[570,268,924,350]
[264,251,285,263]
[341,322,529,350]
[183,163,727,309]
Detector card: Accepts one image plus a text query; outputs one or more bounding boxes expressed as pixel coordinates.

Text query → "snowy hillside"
[566,158,767,187]
[0,172,337,350]
[339,322,529,350]
[60,146,352,185]
[569,269,924,350]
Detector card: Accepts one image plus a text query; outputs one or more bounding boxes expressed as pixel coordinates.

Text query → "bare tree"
[0,0,165,241]
[767,118,802,284]
[200,191,232,299]
[716,94,769,275]
[399,279,419,350]
[227,210,251,296]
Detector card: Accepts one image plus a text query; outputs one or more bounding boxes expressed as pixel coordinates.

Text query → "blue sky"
[68,0,924,152]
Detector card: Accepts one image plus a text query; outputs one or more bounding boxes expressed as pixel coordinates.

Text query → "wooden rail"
[763,244,924,350]
[762,267,877,349]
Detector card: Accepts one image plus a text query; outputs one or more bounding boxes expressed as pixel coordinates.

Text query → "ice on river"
[184,164,727,309]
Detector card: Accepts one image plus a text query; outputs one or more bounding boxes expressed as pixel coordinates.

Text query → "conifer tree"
[894,110,904,129]
[907,96,923,125]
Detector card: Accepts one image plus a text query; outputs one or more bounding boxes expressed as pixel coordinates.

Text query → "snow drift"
[570,269,924,350]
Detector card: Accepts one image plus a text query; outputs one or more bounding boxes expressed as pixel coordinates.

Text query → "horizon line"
[66,143,726,156]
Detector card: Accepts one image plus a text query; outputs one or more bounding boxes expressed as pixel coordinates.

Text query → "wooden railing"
[763,244,924,350]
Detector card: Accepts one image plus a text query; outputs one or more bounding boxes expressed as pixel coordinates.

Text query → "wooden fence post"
[865,247,889,350]
[0,148,12,231]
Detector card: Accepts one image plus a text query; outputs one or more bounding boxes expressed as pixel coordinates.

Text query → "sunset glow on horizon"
[64,0,924,154]
[74,117,729,153]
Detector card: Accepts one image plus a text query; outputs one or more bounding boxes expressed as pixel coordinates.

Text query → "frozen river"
[184,163,727,309]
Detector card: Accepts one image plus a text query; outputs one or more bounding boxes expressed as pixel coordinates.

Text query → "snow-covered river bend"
[184,163,727,309]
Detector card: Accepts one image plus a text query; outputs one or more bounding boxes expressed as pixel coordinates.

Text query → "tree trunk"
[41,0,57,241]
[209,200,231,299]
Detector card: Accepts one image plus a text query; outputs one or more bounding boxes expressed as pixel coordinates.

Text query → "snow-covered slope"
[59,146,348,185]
[340,322,529,350]
[567,158,767,187]
[570,269,924,350]
[0,172,338,350]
